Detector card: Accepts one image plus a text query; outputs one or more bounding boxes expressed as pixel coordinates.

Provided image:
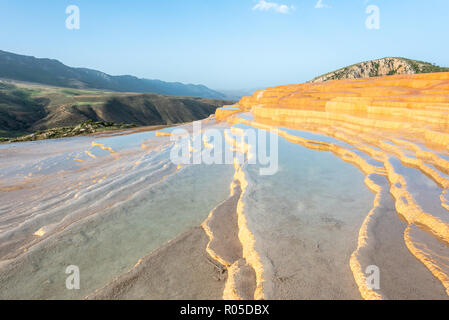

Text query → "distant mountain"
[310,57,449,83]
[0,50,226,99]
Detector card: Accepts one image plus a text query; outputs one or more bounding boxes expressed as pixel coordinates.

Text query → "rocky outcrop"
[310,57,449,83]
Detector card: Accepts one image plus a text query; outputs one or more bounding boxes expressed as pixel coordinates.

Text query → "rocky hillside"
[0,81,233,138]
[310,57,449,83]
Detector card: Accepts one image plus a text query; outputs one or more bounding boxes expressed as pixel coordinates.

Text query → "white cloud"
[315,0,330,9]
[252,0,295,14]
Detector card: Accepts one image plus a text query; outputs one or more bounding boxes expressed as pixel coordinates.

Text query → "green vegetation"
[401,58,449,74]
[0,80,234,142]
[1,120,137,143]
[329,68,348,81]
[61,89,99,96]
[60,89,84,96]
[0,82,15,90]
[386,64,402,76]
[0,83,47,133]
[369,62,380,77]
[74,101,104,106]
[0,129,27,139]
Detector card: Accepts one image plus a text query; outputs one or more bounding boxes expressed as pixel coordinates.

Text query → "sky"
[0,0,448,91]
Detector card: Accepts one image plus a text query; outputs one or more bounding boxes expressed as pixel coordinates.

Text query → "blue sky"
[0,0,448,91]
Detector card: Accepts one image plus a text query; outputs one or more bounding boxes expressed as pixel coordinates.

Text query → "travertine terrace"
[215,72,449,300]
[1,73,448,301]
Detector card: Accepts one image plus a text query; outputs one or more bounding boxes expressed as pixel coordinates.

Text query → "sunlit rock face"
[309,57,449,83]
[219,72,449,300]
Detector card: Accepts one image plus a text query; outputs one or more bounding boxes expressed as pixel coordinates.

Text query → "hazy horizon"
[1,0,449,91]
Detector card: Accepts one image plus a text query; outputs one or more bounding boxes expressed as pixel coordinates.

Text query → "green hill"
[0,81,233,139]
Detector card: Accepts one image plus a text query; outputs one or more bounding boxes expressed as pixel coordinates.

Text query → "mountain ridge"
[0,50,226,99]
